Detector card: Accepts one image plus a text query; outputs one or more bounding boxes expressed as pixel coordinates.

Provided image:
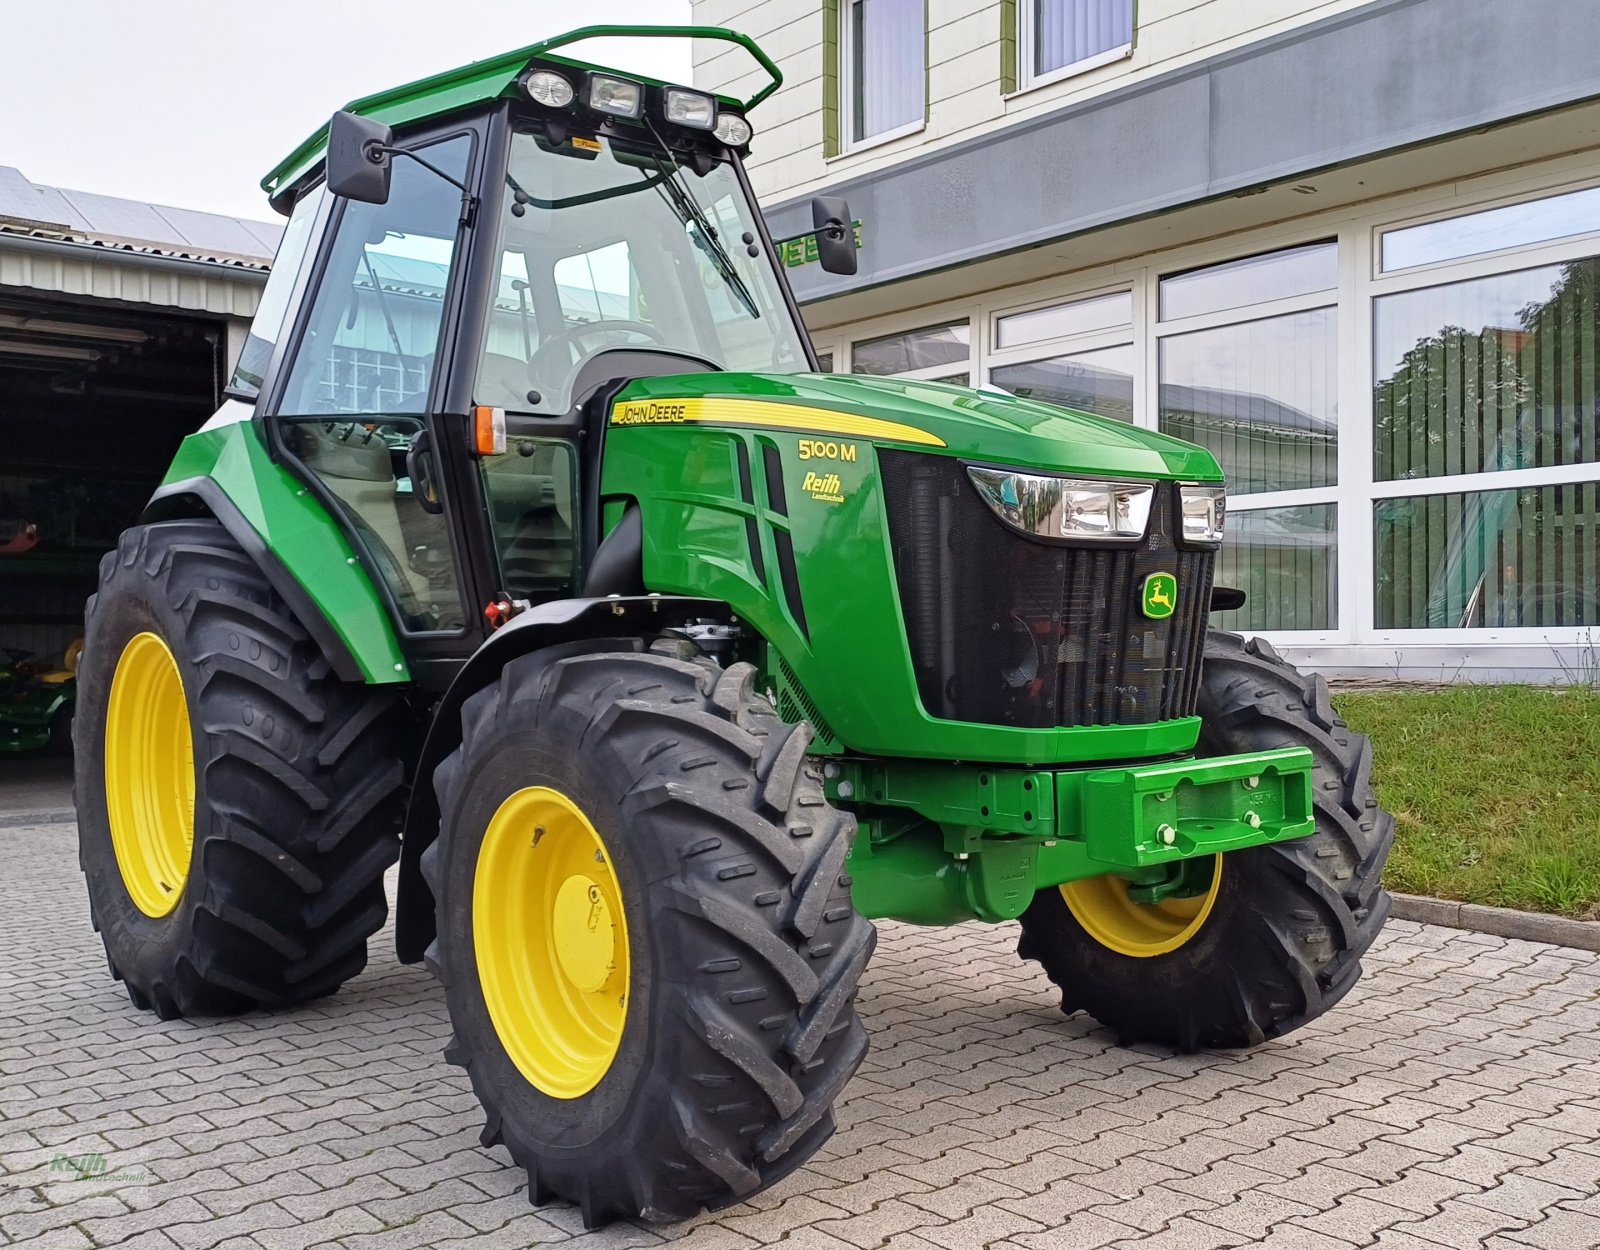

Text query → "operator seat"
[292,422,463,630]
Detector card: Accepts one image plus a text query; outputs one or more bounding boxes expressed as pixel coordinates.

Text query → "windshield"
[475,126,809,414]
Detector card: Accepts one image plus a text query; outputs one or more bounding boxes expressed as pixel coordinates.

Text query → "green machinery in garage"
[73,26,1394,1228]
[0,641,78,755]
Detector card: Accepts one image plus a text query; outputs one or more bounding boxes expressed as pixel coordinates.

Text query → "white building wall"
[695,0,1377,203]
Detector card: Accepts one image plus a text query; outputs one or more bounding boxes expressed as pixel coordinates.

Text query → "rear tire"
[75,520,405,1018]
[426,640,875,1228]
[1017,630,1393,1049]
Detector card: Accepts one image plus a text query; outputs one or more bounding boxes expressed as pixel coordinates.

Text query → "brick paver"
[3,814,1597,1249]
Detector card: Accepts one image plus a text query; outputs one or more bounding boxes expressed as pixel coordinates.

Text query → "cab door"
[266,130,480,643]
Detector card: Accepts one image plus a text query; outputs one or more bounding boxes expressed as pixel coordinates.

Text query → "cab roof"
[261,24,780,212]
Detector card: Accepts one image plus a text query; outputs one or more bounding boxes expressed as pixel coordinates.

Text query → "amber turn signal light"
[474,406,507,456]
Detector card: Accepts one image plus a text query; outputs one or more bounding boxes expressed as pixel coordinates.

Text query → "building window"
[988,290,1135,422]
[1157,244,1339,496]
[992,345,1134,422]
[1156,242,1339,632]
[840,0,925,150]
[1159,310,1339,495]
[1375,483,1600,629]
[1380,184,1600,273]
[1018,0,1133,91]
[1212,504,1338,633]
[1371,230,1600,632]
[995,290,1130,349]
[1374,259,1600,483]
[851,320,969,377]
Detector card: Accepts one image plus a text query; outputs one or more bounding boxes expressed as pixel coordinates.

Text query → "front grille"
[879,452,1214,729]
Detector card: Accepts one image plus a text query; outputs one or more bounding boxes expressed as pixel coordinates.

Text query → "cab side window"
[278,135,471,416]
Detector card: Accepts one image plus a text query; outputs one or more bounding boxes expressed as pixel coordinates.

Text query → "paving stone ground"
[3,813,1598,1250]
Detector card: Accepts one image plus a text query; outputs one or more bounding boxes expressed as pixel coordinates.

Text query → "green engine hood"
[611,371,1223,482]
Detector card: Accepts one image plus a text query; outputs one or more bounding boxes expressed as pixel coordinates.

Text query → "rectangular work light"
[586,74,644,119]
[663,87,717,129]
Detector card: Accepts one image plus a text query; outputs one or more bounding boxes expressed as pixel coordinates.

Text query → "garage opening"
[0,290,225,807]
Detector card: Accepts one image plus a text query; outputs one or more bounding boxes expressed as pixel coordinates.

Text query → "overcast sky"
[2,1,692,224]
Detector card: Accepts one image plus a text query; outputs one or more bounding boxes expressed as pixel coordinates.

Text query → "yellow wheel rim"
[474,786,630,1099]
[1059,855,1223,957]
[105,632,195,919]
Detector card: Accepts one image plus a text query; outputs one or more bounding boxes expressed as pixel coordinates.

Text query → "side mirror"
[327,110,395,205]
[811,196,858,276]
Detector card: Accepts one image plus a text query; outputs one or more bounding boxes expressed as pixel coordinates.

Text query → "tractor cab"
[227,27,848,667]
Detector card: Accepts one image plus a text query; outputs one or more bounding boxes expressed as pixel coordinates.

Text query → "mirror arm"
[367,143,479,223]
[770,223,847,248]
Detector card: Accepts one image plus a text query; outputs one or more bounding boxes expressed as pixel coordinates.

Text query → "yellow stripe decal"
[610,398,946,448]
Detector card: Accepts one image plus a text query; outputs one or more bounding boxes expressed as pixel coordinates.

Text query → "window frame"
[1015,0,1135,95]
[837,0,928,157]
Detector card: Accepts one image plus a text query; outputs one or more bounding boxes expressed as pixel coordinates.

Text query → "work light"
[967,467,1153,542]
[587,74,644,119]
[713,112,753,146]
[522,69,575,108]
[1178,484,1226,545]
[663,87,716,129]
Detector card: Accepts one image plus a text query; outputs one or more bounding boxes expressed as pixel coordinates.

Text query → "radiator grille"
[879,452,1214,729]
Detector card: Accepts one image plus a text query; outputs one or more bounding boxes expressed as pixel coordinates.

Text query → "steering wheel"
[531,319,670,380]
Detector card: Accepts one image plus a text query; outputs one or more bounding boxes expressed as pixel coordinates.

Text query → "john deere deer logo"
[1142,572,1177,620]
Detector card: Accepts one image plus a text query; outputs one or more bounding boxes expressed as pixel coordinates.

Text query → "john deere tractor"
[74,26,1393,1228]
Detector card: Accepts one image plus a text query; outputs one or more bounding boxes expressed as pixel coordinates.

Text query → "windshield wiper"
[640,121,760,321]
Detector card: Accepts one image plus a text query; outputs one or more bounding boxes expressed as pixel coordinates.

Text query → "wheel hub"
[105,632,195,918]
[551,874,617,993]
[474,786,630,1099]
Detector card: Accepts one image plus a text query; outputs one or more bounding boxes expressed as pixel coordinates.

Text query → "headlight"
[1179,484,1226,545]
[663,87,716,129]
[587,74,644,119]
[967,467,1153,542]
[713,112,753,146]
[522,69,574,108]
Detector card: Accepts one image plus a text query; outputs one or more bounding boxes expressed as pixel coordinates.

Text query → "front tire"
[426,641,874,1228]
[1017,631,1394,1049]
[75,520,405,1018]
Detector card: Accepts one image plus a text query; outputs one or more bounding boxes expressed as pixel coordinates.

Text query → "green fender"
[146,413,408,685]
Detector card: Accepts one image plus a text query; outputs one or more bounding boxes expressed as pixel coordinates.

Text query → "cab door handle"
[407,430,445,515]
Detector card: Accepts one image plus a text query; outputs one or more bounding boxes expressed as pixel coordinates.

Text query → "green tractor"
[74,26,1393,1228]
[1,641,79,756]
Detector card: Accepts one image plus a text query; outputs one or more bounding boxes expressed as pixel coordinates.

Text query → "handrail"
[523,25,783,110]
[261,25,780,205]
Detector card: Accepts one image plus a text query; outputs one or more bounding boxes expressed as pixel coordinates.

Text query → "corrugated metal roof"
[0,166,281,269]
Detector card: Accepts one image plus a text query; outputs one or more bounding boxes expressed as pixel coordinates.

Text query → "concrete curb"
[0,808,76,829]
[1391,892,1600,953]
